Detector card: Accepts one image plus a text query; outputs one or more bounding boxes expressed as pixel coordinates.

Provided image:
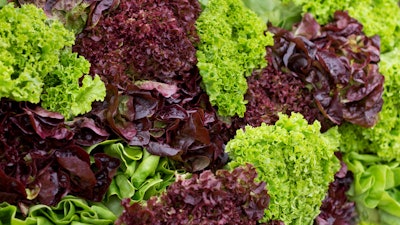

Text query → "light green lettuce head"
[226,112,341,224]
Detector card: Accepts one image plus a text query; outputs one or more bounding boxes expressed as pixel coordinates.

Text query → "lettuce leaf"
[0,196,116,225]
[345,152,400,225]
[340,47,400,161]
[0,3,73,103]
[226,113,341,224]
[40,49,106,119]
[196,0,274,117]
[86,140,177,215]
[116,164,269,225]
[0,3,106,119]
[242,0,302,29]
[286,0,400,52]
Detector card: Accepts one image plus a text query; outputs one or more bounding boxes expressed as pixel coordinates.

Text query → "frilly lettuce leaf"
[196,0,274,117]
[226,113,341,224]
[0,3,106,119]
[40,49,106,120]
[0,3,73,103]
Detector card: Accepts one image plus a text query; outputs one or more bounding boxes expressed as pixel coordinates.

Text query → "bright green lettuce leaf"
[86,140,178,216]
[40,50,106,120]
[226,113,341,224]
[0,196,116,225]
[0,3,73,103]
[0,202,35,225]
[285,0,400,53]
[340,47,400,161]
[345,152,400,225]
[196,0,274,117]
[242,0,302,29]
[0,3,106,119]
[28,196,116,225]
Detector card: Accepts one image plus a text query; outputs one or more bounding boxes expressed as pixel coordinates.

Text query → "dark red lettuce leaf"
[0,99,119,206]
[267,11,384,129]
[116,164,269,225]
[314,152,357,225]
[73,0,201,89]
[234,53,321,128]
[66,117,110,146]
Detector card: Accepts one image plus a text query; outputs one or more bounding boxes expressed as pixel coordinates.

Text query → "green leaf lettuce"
[196,0,274,117]
[226,113,341,224]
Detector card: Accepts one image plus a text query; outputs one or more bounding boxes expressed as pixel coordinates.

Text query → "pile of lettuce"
[72,0,232,172]
[284,0,400,53]
[1,0,400,224]
[0,196,116,225]
[86,140,178,215]
[229,10,385,137]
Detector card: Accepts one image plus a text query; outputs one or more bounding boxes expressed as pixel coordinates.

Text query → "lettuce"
[0,3,106,119]
[340,48,400,161]
[40,49,106,119]
[86,140,177,215]
[0,196,116,225]
[226,113,341,224]
[0,3,73,103]
[196,0,274,117]
[345,152,400,225]
[242,0,302,29]
[116,164,269,225]
[286,0,400,52]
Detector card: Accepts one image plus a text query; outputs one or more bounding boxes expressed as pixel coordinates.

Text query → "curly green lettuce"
[339,48,400,161]
[196,0,274,117]
[0,3,105,119]
[226,113,341,224]
[40,49,106,119]
[285,0,400,52]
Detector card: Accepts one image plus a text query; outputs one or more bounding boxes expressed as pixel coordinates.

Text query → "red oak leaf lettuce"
[267,11,384,130]
[0,99,119,207]
[314,152,357,225]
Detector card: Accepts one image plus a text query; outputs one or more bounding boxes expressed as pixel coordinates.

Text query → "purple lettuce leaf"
[0,99,119,206]
[267,11,384,129]
[116,164,270,225]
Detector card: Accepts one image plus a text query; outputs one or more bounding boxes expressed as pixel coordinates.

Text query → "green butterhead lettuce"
[345,152,400,225]
[0,196,116,225]
[226,113,341,224]
[86,140,177,215]
[242,0,302,29]
[196,0,274,117]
